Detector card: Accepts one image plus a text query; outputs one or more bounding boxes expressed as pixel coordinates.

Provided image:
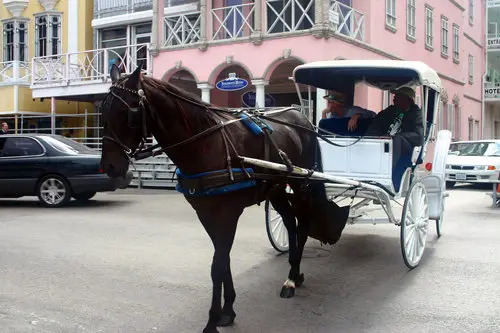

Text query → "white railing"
[265,0,314,34]
[212,3,255,40]
[31,43,151,86]
[94,0,152,18]
[0,61,30,86]
[329,0,365,41]
[164,12,201,47]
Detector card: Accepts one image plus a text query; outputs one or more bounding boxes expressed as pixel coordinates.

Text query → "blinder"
[128,106,143,129]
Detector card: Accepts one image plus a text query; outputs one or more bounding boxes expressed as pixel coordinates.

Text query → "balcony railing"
[212,3,255,40]
[329,0,365,41]
[164,12,201,47]
[0,61,30,86]
[265,0,315,34]
[31,43,151,86]
[94,0,152,18]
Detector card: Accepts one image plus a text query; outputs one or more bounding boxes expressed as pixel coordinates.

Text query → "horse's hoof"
[280,286,295,298]
[217,313,236,327]
[202,328,219,333]
[296,273,305,288]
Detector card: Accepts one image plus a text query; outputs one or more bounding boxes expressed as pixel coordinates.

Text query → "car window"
[40,136,97,155]
[1,137,44,157]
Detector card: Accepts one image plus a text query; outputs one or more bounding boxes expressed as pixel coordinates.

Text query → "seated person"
[319,91,377,135]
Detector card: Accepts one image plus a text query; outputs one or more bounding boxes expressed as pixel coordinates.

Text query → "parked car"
[445,140,500,188]
[0,134,133,207]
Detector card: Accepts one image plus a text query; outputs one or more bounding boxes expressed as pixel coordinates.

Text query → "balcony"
[30,43,151,100]
[164,11,201,47]
[0,61,30,86]
[212,3,255,40]
[329,0,365,42]
[265,0,314,34]
[94,0,152,19]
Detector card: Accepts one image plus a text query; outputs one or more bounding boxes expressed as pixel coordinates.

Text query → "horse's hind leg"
[197,207,242,333]
[268,187,303,298]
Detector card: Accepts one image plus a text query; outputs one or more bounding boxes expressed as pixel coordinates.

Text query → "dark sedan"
[0,134,132,207]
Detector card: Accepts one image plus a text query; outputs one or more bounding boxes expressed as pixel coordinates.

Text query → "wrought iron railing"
[94,0,152,18]
[212,3,255,40]
[329,0,365,41]
[265,0,314,34]
[0,61,31,85]
[31,43,151,86]
[163,12,201,46]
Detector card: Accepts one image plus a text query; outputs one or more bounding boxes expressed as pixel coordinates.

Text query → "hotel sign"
[487,37,500,50]
[484,83,500,99]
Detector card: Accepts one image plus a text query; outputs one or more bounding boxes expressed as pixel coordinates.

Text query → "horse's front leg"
[197,208,241,333]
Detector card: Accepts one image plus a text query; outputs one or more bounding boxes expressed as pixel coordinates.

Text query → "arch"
[161,66,199,83]
[263,56,306,81]
[208,61,254,85]
[163,67,200,98]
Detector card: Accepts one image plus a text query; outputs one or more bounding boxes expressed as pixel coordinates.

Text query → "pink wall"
[154,0,486,140]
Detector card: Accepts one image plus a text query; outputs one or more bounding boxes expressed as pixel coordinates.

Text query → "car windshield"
[448,142,500,157]
[40,136,98,155]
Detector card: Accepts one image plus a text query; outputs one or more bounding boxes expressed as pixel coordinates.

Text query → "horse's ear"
[127,65,143,89]
[110,64,121,84]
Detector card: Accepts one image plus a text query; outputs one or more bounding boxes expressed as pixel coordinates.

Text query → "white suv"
[445,140,500,188]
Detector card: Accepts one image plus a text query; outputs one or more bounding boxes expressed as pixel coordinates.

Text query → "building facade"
[485,0,500,138]
[150,0,485,142]
[0,0,94,137]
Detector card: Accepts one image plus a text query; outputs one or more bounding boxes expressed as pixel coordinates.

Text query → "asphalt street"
[0,185,499,333]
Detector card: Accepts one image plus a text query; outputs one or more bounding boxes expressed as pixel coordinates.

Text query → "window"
[425,5,433,49]
[469,0,474,25]
[386,0,396,28]
[468,118,473,140]
[469,54,474,83]
[453,24,459,62]
[441,16,448,56]
[473,120,479,140]
[3,19,28,62]
[35,13,62,57]
[406,0,416,39]
[0,137,44,157]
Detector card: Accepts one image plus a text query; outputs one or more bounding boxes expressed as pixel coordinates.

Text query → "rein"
[102,81,364,163]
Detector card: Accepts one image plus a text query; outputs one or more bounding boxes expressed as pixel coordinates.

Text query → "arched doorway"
[211,64,252,107]
[266,59,307,107]
[167,69,200,97]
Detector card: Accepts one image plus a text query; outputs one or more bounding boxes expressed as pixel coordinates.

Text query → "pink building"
[151,0,486,141]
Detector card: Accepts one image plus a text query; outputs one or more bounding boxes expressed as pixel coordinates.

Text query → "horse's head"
[100,64,151,178]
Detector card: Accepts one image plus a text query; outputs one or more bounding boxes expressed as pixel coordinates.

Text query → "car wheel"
[37,175,72,208]
[73,192,96,201]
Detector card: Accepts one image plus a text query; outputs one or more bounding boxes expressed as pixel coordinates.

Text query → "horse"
[99,64,349,333]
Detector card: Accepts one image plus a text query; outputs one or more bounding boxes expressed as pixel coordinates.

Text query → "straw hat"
[391,87,416,100]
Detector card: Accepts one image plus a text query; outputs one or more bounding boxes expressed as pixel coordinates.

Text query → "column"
[197,83,213,103]
[250,0,262,44]
[311,0,327,38]
[316,88,326,125]
[251,79,269,109]
[198,0,208,50]
[51,97,56,134]
[151,0,159,55]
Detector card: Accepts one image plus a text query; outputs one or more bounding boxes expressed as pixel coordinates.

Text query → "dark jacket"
[365,103,424,148]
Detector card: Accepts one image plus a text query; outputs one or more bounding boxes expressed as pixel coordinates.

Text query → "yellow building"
[0,0,94,137]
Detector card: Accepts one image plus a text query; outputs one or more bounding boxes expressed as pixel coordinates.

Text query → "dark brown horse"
[99,65,348,333]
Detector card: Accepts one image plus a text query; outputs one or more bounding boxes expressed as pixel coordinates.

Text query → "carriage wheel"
[265,199,289,253]
[400,181,430,269]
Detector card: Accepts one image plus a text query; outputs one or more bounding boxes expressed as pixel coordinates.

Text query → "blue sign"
[241,91,275,108]
[216,72,248,91]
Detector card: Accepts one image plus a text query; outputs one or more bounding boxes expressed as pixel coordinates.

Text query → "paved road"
[0,186,499,333]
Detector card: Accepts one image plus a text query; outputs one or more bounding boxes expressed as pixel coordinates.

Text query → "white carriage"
[262,60,452,269]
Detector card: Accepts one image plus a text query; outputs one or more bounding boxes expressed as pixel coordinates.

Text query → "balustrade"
[329,0,365,41]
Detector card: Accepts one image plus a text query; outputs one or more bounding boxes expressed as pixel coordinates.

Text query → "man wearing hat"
[364,86,424,166]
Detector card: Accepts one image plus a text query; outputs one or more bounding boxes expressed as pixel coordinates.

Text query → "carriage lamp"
[425,162,432,171]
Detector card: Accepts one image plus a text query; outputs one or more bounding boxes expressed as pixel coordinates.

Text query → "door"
[0,137,47,196]
[132,23,151,70]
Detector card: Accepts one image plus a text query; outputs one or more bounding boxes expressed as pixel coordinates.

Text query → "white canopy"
[293,60,442,92]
